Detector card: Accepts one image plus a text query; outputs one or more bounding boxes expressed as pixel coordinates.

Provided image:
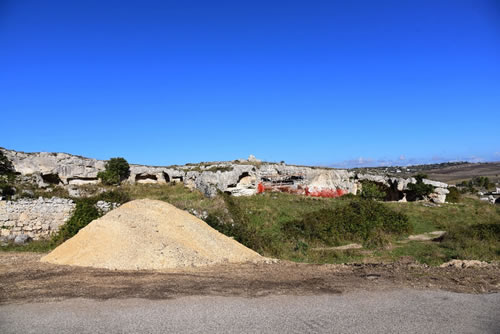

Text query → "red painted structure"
[257,182,346,198]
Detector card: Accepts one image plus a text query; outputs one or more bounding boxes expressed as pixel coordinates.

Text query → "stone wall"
[0,197,75,240]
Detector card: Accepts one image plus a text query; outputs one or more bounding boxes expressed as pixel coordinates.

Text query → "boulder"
[423,179,448,188]
[14,234,31,245]
[440,260,489,268]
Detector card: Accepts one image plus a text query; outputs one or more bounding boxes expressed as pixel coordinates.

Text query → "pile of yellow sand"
[41,199,264,270]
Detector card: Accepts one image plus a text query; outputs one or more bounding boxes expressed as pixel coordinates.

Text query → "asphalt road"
[1,289,499,333]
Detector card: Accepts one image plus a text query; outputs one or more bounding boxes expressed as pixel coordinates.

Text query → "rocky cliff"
[1,148,449,203]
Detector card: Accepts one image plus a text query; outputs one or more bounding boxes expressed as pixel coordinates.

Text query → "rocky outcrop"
[1,148,449,202]
[2,150,105,186]
[356,174,449,204]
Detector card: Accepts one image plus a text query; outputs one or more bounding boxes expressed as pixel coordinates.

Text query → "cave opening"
[162,172,171,183]
[135,174,158,183]
[41,173,62,185]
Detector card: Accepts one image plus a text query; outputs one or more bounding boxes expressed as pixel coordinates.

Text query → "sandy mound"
[41,199,264,270]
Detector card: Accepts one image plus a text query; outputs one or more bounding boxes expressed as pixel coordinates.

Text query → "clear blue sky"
[1,0,499,167]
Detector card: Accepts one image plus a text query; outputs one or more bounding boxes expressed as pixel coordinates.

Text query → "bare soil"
[1,253,499,305]
[425,162,500,184]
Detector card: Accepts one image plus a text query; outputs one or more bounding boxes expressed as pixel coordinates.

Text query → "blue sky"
[1,1,499,167]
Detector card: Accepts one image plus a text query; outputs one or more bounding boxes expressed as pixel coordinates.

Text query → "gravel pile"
[41,199,264,270]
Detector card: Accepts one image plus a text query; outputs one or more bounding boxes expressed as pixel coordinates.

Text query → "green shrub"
[0,182,16,199]
[98,157,130,185]
[51,198,101,245]
[97,170,121,185]
[472,176,492,189]
[446,187,461,203]
[282,199,411,248]
[406,173,434,200]
[0,150,14,175]
[204,194,275,254]
[95,189,130,204]
[359,180,387,201]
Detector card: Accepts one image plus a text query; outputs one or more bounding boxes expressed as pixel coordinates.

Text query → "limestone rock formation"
[0,148,449,202]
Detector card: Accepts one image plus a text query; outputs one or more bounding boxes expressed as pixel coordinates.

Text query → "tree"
[407,173,434,200]
[98,157,130,185]
[359,180,386,201]
[0,150,14,175]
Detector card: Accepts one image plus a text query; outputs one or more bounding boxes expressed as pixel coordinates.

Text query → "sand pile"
[41,199,264,270]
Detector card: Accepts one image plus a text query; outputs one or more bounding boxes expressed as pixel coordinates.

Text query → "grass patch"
[386,241,454,266]
[185,164,234,173]
[282,199,411,249]
[211,194,499,265]
[208,193,411,262]
[1,239,53,252]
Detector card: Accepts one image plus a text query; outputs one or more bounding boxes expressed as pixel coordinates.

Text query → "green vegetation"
[50,198,102,245]
[385,198,500,264]
[203,193,412,261]
[186,164,234,173]
[0,239,54,252]
[122,183,229,219]
[406,173,434,200]
[0,150,14,175]
[204,166,234,173]
[0,181,16,200]
[51,190,130,247]
[283,199,411,249]
[383,241,454,266]
[359,180,387,201]
[446,186,461,203]
[98,157,130,185]
[457,176,494,192]
[0,151,16,199]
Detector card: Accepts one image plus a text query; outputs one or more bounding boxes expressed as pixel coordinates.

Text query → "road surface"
[1,289,499,333]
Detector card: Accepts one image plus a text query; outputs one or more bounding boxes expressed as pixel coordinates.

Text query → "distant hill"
[351,162,500,185]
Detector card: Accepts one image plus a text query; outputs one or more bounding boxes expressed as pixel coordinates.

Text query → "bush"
[446,187,461,203]
[205,194,275,254]
[282,199,411,248]
[0,150,14,175]
[359,180,387,201]
[97,170,121,185]
[98,157,130,185]
[472,176,492,189]
[0,182,16,199]
[49,189,131,246]
[51,198,101,245]
[95,189,130,204]
[406,173,434,200]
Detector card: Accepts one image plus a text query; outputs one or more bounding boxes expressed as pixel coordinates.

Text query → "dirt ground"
[425,162,500,184]
[1,252,499,305]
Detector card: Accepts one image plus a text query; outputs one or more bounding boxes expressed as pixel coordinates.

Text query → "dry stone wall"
[0,197,75,240]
